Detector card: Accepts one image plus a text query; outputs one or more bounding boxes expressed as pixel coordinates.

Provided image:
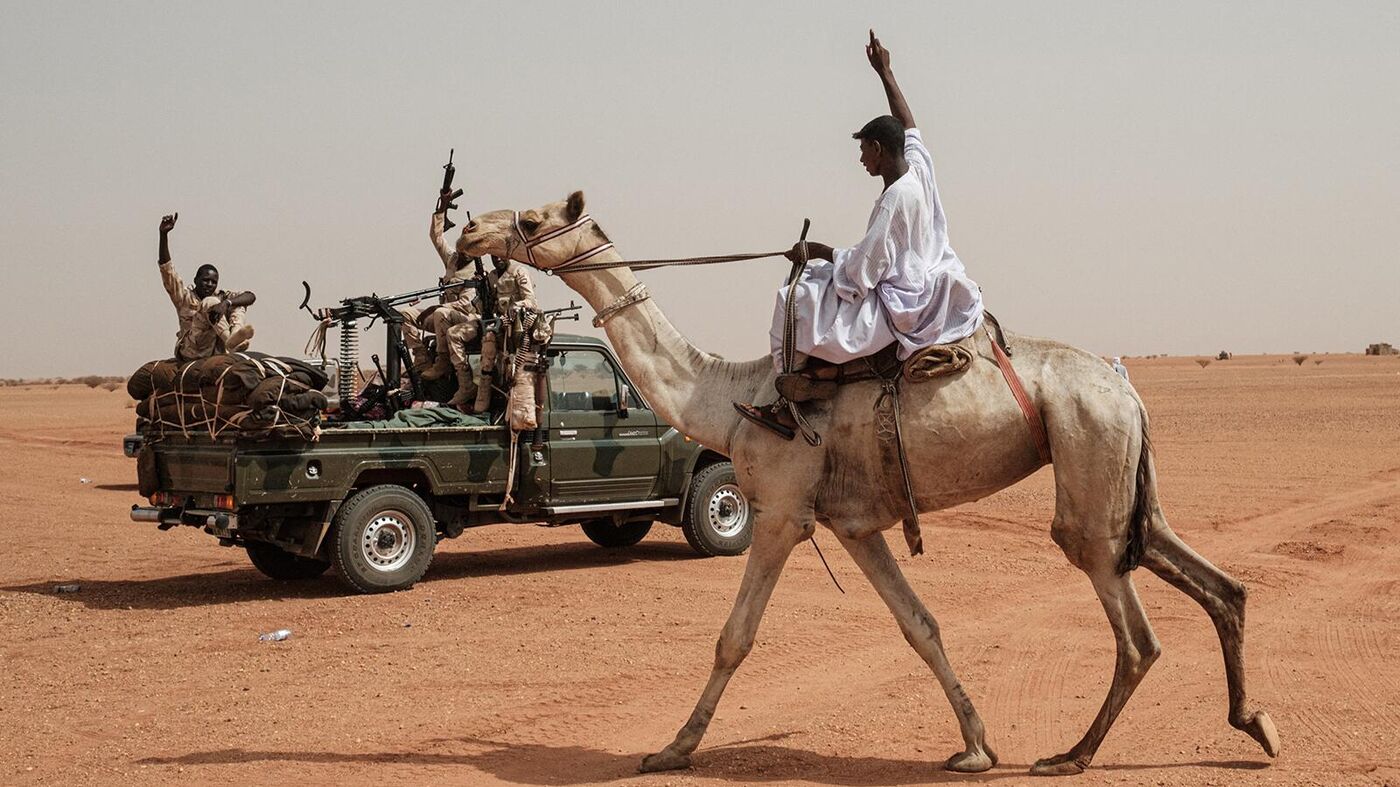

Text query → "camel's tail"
[1118,406,1154,574]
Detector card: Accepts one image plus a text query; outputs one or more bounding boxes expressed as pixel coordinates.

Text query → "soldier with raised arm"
[413,209,483,408]
[735,31,985,440]
[156,213,257,361]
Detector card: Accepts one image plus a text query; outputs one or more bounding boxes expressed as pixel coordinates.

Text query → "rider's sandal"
[733,401,797,441]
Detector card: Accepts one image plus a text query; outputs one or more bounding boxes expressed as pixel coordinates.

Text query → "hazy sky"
[2,1,1396,377]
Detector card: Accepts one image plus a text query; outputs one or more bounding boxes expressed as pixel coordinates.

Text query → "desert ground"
[1,353,1397,786]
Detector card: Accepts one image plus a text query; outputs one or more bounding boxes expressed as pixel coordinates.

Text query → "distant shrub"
[79,375,105,388]
[1196,359,1211,368]
[102,382,121,391]
[1292,354,1309,366]
[1314,359,1323,365]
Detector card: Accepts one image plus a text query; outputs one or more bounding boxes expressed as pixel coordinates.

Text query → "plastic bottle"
[258,629,292,642]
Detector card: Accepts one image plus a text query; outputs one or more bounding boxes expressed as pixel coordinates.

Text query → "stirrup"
[775,373,838,403]
[733,401,796,441]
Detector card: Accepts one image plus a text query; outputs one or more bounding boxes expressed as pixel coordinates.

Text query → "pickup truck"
[128,335,751,593]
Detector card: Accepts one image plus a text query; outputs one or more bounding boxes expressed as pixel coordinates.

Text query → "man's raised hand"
[866,29,891,74]
[160,213,178,234]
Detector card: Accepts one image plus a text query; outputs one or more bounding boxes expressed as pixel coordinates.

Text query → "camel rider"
[448,253,538,412]
[156,213,256,362]
[414,209,484,407]
[736,31,984,440]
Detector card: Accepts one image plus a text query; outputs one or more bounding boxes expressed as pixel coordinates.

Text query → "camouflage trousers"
[177,300,251,361]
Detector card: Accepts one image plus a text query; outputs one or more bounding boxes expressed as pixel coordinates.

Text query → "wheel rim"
[707,484,749,538]
[361,510,416,573]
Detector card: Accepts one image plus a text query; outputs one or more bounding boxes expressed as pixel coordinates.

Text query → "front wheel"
[682,462,752,557]
[580,519,653,548]
[245,541,331,580]
[329,484,436,594]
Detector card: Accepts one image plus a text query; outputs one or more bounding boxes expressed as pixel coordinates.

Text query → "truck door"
[544,347,661,503]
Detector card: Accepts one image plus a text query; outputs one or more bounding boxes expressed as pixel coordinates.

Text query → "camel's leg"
[638,513,809,773]
[1031,568,1161,776]
[1139,522,1280,757]
[838,532,997,773]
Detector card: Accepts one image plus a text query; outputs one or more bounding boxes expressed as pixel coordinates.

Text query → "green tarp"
[338,406,487,430]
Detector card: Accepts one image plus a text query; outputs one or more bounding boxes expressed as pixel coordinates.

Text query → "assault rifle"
[299,278,479,416]
[437,149,464,231]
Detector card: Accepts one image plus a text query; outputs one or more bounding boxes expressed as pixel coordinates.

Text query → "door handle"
[560,429,578,437]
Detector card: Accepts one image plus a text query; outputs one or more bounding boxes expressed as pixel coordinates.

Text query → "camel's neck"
[558,254,771,455]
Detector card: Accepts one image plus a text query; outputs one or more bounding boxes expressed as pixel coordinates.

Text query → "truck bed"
[148,422,513,504]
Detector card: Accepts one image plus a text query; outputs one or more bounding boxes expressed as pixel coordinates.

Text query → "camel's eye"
[520,217,541,235]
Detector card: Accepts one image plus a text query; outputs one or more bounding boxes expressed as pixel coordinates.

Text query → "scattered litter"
[79,478,91,484]
[258,629,292,642]
[53,583,81,594]
[403,622,412,628]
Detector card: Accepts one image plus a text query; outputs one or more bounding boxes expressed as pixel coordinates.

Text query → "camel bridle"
[512,210,615,272]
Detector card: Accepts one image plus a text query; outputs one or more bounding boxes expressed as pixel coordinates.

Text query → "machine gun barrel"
[537,301,583,318]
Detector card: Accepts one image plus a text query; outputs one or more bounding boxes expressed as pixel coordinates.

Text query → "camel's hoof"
[1030,753,1088,776]
[945,746,997,773]
[1236,710,1280,758]
[639,750,692,773]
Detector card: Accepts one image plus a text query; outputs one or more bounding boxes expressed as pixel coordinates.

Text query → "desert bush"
[1196,359,1211,368]
[79,375,105,388]
[1292,354,1309,366]
[1314,359,1323,365]
[102,382,121,391]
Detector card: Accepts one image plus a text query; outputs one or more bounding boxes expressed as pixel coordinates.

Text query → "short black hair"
[195,263,219,278]
[852,115,905,159]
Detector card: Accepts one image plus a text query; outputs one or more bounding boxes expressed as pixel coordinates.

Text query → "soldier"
[156,213,256,361]
[452,254,537,413]
[415,209,484,409]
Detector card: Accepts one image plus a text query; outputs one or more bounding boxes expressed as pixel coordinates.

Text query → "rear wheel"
[682,462,752,557]
[580,518,653,548]
[330,484,436,594]
[245,541,331,580]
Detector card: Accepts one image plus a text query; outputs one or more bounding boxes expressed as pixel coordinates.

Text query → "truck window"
[549,350,620,412]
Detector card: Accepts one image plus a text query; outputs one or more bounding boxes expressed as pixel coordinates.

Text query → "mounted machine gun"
[299,278,481,417]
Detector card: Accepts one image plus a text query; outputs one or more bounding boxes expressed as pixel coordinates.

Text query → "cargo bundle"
[128,352,329,439]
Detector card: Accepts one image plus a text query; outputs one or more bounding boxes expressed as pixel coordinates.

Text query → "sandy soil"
[2,353,1398,786]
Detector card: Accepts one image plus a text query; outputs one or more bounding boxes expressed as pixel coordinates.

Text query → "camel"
[454,191,1280,776]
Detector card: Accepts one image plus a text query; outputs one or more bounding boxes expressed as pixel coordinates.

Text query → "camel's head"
[455,190,609,274]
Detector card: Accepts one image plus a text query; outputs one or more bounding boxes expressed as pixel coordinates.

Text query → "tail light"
[214,494,236,510]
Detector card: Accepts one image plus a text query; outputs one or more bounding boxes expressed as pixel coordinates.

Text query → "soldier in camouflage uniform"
[451,254,537,413]
[157,213,256,361]
[414,210,483,408]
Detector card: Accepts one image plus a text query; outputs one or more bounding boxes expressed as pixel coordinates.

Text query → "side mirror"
[618,384,631,418]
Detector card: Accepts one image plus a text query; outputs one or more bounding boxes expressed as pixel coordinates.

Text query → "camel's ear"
[565,190,586,222]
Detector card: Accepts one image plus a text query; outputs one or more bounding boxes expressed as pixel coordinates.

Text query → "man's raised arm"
[867,30,915,130]
[158,213,177,265]
[429,210,458,276]
[156,213,187,305]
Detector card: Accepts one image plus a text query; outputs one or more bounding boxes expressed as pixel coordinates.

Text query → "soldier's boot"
[225,324,255,353]
[473,373,493,412]
[409,356,434,378]
[447,363,478,410]
[419,354,452,381]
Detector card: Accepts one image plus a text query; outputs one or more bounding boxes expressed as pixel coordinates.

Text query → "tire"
[682,462,752,557]
[245,541,331,581]
[580,518,653,548]
[329,484,436,594]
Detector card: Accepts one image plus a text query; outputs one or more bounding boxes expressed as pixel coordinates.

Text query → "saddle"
[775,311,1012,403]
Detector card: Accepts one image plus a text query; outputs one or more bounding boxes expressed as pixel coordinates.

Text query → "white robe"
[769,128,984,370]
